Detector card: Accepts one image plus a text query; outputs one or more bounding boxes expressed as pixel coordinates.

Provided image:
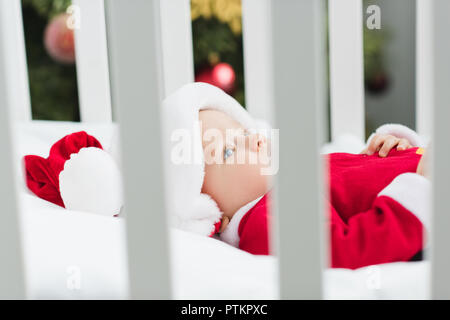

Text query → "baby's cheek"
[202,163,222,196]
[239,163,269,195]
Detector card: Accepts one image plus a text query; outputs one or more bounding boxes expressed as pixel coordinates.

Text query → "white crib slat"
[416,0,433,140]
[159,0,194,97]
[104,0,171,299]
[1,0,31,121]
[0,0,26,298]
[73,0,112,122]
[242,0,274,126]
[430,0,450,300]
[271,0,326,299]
[328,0,365,141]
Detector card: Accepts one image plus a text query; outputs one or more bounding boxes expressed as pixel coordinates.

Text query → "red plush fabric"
[24,131,103,207]
[236,148,426,269]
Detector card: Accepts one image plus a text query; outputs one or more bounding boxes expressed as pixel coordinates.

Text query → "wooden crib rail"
[270,0,327,299]
[104,0,173,299]
[416,0,433,140]
[73,0,112,123]
[242,0,275,126]
[0,0,27,299]
[159,0,195,96]
[0,0,31,122]
[105,0,194,299]
[328,0,365,142]
[429,0,450,300]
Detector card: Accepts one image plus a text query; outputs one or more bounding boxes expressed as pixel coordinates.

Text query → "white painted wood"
[104,0,172,299]
[430,0,450,300]
[242,0,275,126]
[159,0,194,97]
[416,0,433,140]
[72,0,112,122]
[0,0,27,298]
[1,0,31,121]
[417,3,433,301]
[328,0,365,141]
[271,0,326,299]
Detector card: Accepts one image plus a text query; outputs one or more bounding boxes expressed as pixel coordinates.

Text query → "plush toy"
[24,131,123,217]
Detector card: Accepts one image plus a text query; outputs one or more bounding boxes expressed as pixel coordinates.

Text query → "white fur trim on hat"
[161,82,268,236]
[366,124,428,148]
[59,147,123,216]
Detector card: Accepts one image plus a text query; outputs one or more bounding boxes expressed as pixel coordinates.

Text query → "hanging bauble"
[44,13,75,64]
[366,71,390,94]
[195,62,236,94]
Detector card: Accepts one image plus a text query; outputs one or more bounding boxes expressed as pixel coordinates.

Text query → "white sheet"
[13,120,430,299]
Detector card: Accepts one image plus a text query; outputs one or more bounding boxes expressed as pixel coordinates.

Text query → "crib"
[0,0,449,299]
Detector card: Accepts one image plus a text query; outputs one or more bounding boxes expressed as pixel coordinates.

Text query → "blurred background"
[21,0,416,139]
[363,0,416,136]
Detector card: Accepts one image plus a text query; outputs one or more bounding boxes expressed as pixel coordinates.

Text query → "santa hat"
[161,82,270,236]
[24,131,123,216]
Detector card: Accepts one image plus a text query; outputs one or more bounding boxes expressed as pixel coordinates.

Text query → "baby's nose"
[249,133,267,152]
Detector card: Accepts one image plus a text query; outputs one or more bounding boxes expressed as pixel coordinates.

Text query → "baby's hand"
[360,134,413,157]
[218,215,230,233]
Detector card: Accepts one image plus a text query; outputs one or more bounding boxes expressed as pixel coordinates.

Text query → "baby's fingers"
[367,134,386,155]
[379,137,399,157]
[396,138,412,151]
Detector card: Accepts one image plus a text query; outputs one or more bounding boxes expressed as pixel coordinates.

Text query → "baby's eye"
[224,147,234,160]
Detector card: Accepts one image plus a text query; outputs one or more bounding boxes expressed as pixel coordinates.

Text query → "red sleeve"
[237,173,430,270]
[239,194,425,266]
[330,173,428,269]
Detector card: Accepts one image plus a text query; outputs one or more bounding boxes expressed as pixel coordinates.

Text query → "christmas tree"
[22,0,387,122]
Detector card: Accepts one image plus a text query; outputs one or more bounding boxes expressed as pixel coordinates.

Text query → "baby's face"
[199,109,271,221]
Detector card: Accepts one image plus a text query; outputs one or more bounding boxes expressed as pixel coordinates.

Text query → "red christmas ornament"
[195,67,214,85]
[44,13,75,64]
[211,63,235,93]
[366,71,390,94]
[195,62,236,94]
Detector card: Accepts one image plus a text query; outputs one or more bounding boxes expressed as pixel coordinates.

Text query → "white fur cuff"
[378,172,431,229]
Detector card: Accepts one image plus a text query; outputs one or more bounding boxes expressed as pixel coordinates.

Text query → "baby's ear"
[23,155,64,207]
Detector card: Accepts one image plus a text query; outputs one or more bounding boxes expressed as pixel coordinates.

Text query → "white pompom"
[59,147,123,216]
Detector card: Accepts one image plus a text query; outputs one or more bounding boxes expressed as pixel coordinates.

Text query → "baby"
[23,82,430,270]
[199,108,429,269]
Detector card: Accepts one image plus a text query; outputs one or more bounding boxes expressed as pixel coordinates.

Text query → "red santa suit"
[220,147,430,269]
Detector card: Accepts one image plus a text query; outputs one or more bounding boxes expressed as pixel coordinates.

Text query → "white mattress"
[12,120,430,299]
